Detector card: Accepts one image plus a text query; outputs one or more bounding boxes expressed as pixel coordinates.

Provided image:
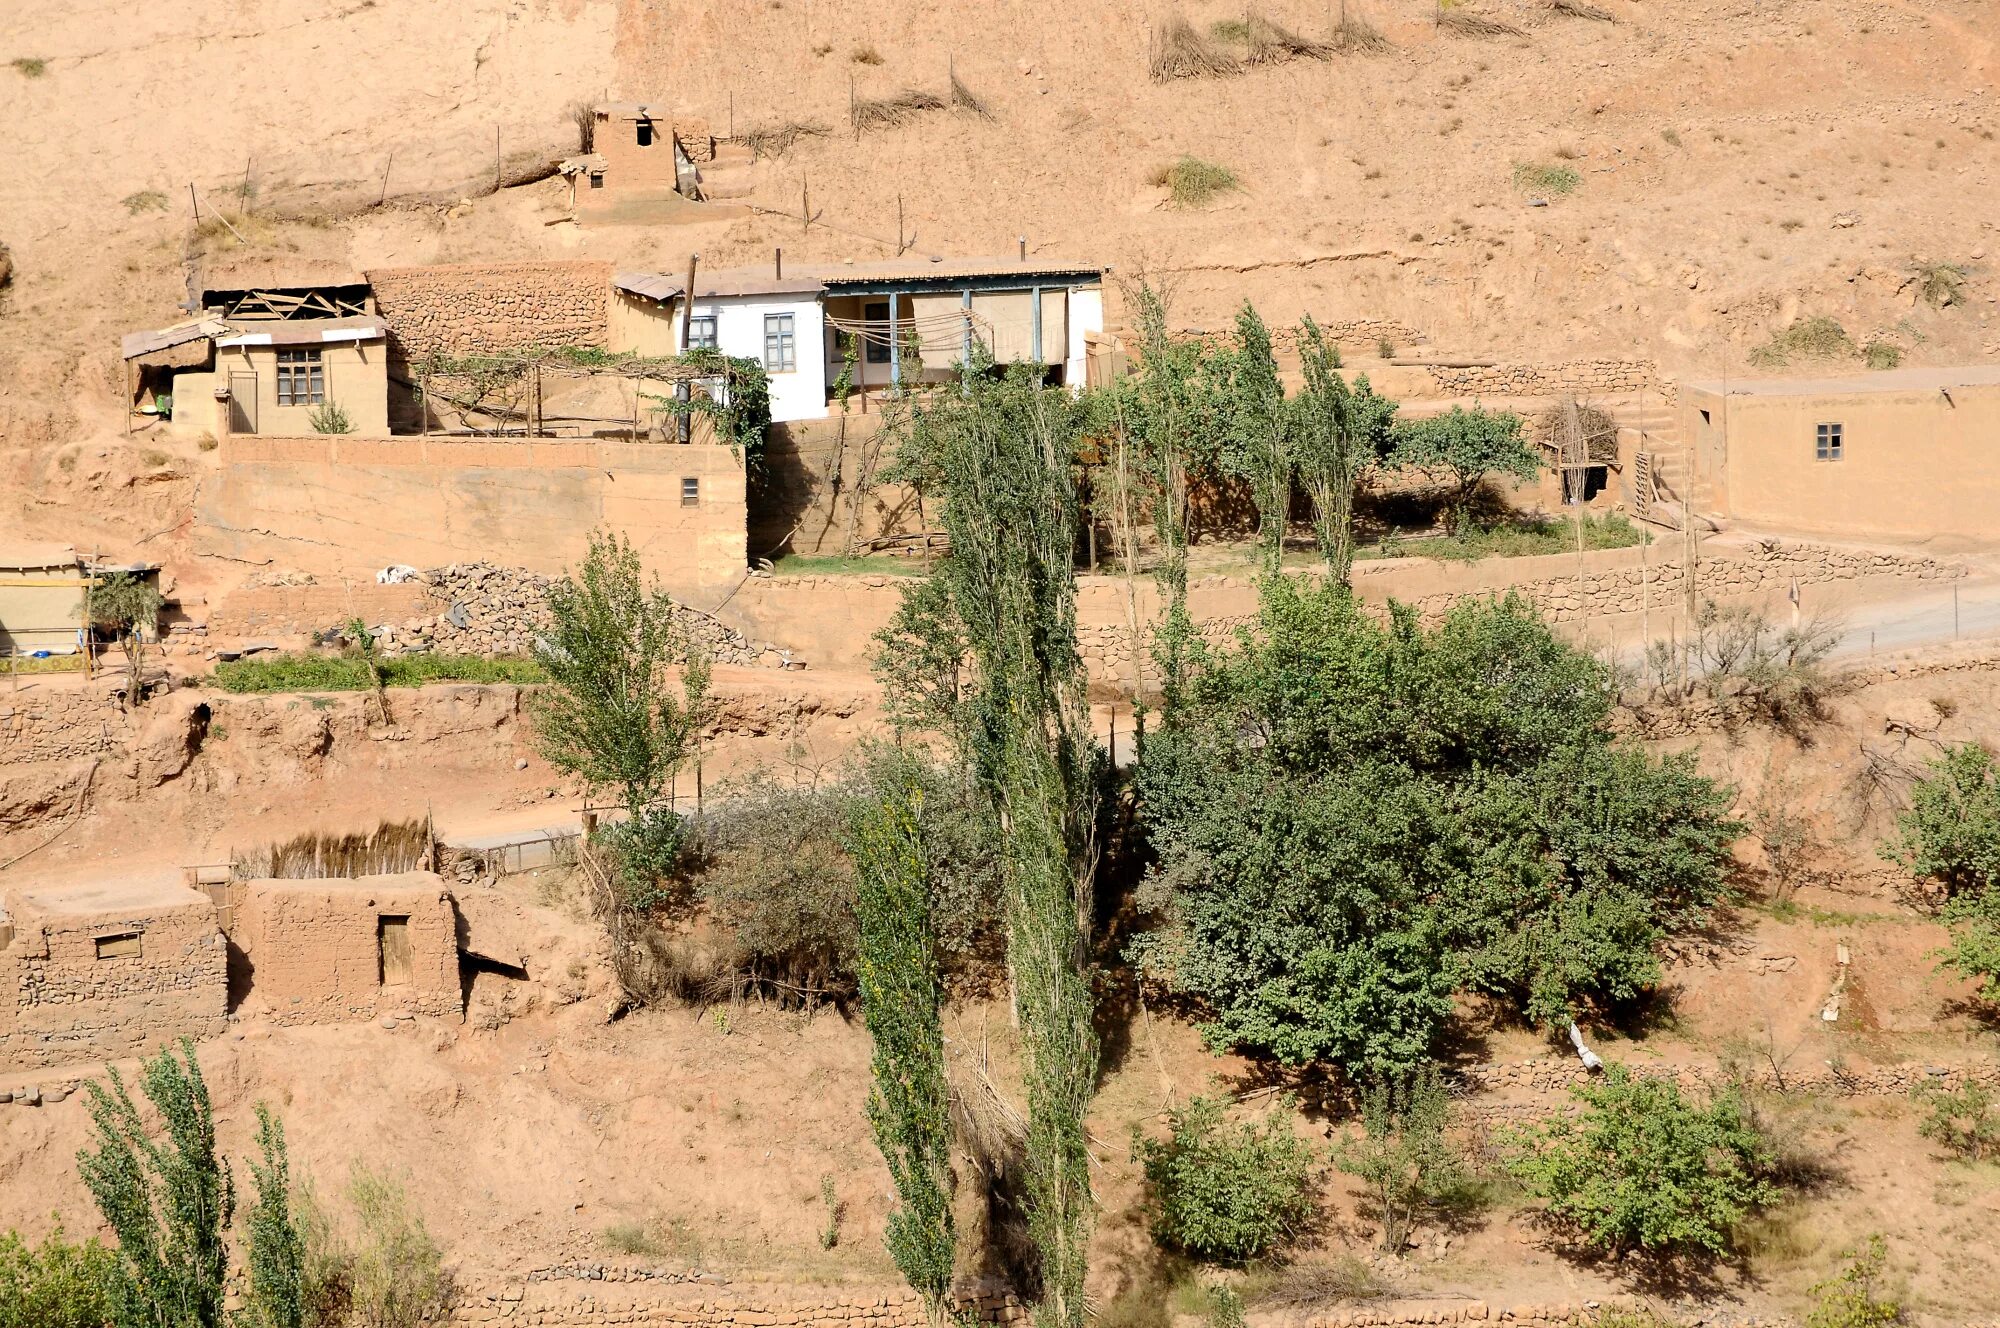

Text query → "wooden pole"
[679,253,700,349]
[493,125,503,193]
[897,194,905,255]
[801,176,810,233]
[188,182,200,226]
[379,152,394,207]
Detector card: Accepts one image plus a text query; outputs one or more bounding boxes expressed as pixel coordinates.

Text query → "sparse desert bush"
[949,68,994,118]
[1750,315,1855,366]
[1150,155,1239,208]
[1438,7,1522,37]
[1134,1094,1318,1264]
[1503,1066,1780,1258]
[1661,127,1682,146]
[307,400,354,434]
[1804,1236,1902,1328]
[140,448,170,467]
[197,431,219,451]
[10,57,46,77]
[738,118,831,159]
[1332,9,1393,52]
[1376,336,1396,357]
[1644,600,1842,727]
[344,1166,453,1328]
[816,1175,842,1249]
[1912,1080,2000,1161]
[851,88,947,132]
[1246,1255,1387,1309]
[1212,12,1334,64]
[1863,340,1903,369]
[1512,161,1581,196]
[1911,260,1968,309]
[122,189,168,214]
[851,44,884,65]
[602,1219,666,1257]
[1150,14,1240,81]
[1551,0,1615,20]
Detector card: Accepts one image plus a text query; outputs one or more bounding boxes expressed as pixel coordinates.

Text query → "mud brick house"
[1681,365,2000,542]
[231,873,462,1026]
[0,879,228,1073]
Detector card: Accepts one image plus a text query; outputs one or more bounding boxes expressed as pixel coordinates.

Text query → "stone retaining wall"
[0,687,128,762]
[368,261,612,362]
[449,1273,1030,1326]
[1425,359,1669,402]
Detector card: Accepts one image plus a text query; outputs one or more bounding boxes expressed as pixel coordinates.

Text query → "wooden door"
[378,915,412,986]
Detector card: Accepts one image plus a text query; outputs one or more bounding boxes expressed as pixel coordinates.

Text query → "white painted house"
[609,257,1108,424]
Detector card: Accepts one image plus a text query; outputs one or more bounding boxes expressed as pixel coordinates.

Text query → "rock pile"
[366,563,791,668]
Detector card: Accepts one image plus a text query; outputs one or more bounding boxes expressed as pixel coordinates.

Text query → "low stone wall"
[0,687,128,762]
[207,583,435,642]
[368,260,612,361]
[1424,359,1667,401]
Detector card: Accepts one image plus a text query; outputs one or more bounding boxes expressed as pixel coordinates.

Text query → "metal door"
[228,373,258,434]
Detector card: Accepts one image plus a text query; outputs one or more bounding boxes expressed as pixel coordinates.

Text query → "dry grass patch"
[1150,156,1240,207]
[1439,7,1523,37]
[1863,340,1903,370]
[1750,315,1855,367]
[1911,260,1969,308]
[233,818,433,880]
[738,118,831,159]
[1550,0,1616,20]
[949,68,994,119]
[1512,161,1581,196]
[852,88,947,132]
[1150,14,1240,81]
[1333,9,1394,52]
[850,44,884,65]
[9,57,46,77]
[1214,13,1336,64]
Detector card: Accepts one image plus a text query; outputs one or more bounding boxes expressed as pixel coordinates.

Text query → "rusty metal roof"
[120,318,230,361]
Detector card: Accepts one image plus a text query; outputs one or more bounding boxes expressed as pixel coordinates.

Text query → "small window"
[275,348,324,406]
[1815,421,1843,462]
[763,313,796,372]
[687,314,718,351]
[681,477,700,506]
[589,172,604,190]
[864,301,892,363]
[636,120,653,147]
[95,932,142,960]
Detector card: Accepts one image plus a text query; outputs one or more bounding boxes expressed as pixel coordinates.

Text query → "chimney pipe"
[775,247,783,280]
[1018,235,1027,262]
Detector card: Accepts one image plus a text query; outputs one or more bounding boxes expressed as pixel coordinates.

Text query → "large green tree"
[1882,742,2000,1002]
[1389,406,1540,534]
[1134,578,1738,1075]
[1292,318,1398,585]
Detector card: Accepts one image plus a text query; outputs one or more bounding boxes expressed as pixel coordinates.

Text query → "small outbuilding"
[0,879,228,1074]
[231,873,462,1025]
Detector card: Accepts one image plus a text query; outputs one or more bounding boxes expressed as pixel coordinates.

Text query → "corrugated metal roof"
[614,270,827,301]
[0,541,78,571]
[615,256,1104,306]
[817,256,1105,286]
[215,315,388,348]
[120,319,229,361]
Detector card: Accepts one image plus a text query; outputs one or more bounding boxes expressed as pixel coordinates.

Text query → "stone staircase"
[1620,399,1721,529]
[695,141,758,201]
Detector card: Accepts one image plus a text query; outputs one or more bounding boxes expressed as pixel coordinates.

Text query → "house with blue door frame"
[609,255,1108,423]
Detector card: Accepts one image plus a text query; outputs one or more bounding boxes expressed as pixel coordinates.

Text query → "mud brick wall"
[0,889,227,1072]
[368,261,613,362]
[0,688,130,763]
[206,583,434,643]
[232,874,461,1025]
[1425,359,1668,401]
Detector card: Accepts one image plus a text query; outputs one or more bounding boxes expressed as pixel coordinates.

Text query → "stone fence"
[368,260,612,361]
[1423,359,1669,402]
[0,686,127,763]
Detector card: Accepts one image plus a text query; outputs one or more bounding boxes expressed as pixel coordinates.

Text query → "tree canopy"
[1390,406,1541,533]
[1133,578,1739,1075]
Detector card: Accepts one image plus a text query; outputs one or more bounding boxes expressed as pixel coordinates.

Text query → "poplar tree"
[77,1039,234,1328]
[241,1104,307,1328]
[876,363,1104,1328]
[848,773,957,1325]
[1292,317,1398,586]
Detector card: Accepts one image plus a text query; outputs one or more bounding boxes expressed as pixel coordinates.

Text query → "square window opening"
[864,302,893,363]
[589,172,604,189]
[95,931,142,960]
[275,348,325,407]
[636,120,653,147]
[681,477,700,506]
[1815,421,1844,461]
[687,314,718,351]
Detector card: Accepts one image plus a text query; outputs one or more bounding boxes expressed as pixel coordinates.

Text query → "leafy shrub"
[1334,1068,1472,1253]
[1512,162,1581,196]
[9,57,46,77]
[345,1166,452,1328]
[1135,583,1738,1075]
[1912,1080,1999,1161]
[213,652,546,693]
[1151,156,1239,208]
[1750,316,1855,367]
[1881,743,2000,1002]
[598,808,696,913]
[306,400,354,434]
[0,1227,120,1328]
[1135,1094,1317,1263]
[1503,1066,1779,1257]
[1910,261,1968,309]
[1805,1236,1901,1328]
[241,1105,308,1328]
